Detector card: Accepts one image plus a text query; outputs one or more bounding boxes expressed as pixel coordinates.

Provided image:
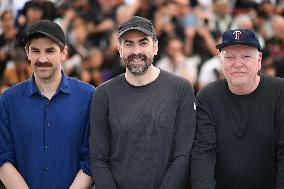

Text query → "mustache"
[34,61,53,67]
[127,53,147,62]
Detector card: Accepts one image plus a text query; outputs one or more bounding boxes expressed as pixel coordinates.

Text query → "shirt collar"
[26,72,71,96]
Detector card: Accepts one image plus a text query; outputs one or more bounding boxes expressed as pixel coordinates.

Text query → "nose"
[233,56,244,68]
[38,53,48,63]
[132,44,142,54]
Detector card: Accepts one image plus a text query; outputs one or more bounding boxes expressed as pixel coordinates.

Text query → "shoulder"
[95,74,124,92]
[90,74,125,104]
[264,76,284,86]
[260,76,284,104]
[1,79,29,100]
[205,79,225,90]
[197,79,225,98]
[259,76,284,94]
[67,76,95,94]
[159,70,195,94]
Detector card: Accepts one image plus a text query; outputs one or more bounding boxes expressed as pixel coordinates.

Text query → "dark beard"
[122,53,153,76]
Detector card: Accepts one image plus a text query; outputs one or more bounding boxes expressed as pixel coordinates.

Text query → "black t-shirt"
[191,75,284,189]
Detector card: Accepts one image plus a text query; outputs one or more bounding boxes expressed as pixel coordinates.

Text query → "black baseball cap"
[216,29,261,51]
[24,20,66,46]
[118,16,156,39]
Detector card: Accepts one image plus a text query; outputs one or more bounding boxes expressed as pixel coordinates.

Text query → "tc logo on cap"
[233,31,241,40]
[216,29,261,51]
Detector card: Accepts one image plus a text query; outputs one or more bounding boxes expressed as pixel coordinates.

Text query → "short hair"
[118,34,157,44]
[0,10,12,21]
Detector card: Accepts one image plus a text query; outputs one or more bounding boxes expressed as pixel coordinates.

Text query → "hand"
[64,8,76,21]
[196,25,210,38]
[17,15,26,26]
[0,50,7,61]
[185,26,196,39]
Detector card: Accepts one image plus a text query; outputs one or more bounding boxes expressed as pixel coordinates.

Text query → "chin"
[229,78,248,87]
[36,72,53,80]
[231,82,246,87]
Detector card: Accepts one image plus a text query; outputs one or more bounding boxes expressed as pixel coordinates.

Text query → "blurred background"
[0,0,284,95]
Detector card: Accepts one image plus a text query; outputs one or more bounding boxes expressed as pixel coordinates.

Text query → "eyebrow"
[124,37,150,43]
[30,47,56,51]
[45,47,56,51]
[30,47,39,51]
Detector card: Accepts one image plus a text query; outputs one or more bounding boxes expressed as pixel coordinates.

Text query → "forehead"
[222,44,257,53]
[1,11,12,20]
[120,30,151,41]
[28,37,60,49]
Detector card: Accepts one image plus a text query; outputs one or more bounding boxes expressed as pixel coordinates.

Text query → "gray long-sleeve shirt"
[89,70,196,189]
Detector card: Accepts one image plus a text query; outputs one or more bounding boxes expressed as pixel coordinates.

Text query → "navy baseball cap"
[24,20,66,46]
[216,29,261,51]
[118,16,156,39]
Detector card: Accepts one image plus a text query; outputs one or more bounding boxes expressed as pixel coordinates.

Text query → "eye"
[225,56,234,59]
[224,56,236,63]
[46,49,55,53]
[124,42,132,47]
[31,49,39,53]
[241,55,251,60]
[140,41,148,46]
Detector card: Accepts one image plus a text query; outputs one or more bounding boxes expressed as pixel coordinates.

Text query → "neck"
[35,72,62,100]
[229,75,260,95]
[125,65,160,86]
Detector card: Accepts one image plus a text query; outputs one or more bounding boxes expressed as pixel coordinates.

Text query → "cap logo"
[233,31,241,40]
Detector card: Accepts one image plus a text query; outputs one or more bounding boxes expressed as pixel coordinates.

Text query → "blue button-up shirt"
[0,73,95,189]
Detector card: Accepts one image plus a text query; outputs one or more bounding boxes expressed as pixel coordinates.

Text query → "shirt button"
[47,123,50,127]
[45,145,49,149]
[44,167,49,171]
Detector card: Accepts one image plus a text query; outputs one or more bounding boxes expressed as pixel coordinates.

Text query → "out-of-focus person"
[156,36,200,86]
[262,15,284,78]
[1,47,32,93]
[0,10,18,84]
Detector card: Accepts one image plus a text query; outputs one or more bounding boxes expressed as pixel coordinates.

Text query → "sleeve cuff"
[80,161,92,176]
[0,152,16,167]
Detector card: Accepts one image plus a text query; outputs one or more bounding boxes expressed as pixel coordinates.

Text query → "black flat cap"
[118,16,156,39]
[24,20,66,46]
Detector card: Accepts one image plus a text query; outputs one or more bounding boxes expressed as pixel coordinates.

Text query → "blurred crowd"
[0,0,284,94]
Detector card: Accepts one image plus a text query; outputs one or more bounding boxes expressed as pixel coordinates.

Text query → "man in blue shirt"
[0,20,94,189]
